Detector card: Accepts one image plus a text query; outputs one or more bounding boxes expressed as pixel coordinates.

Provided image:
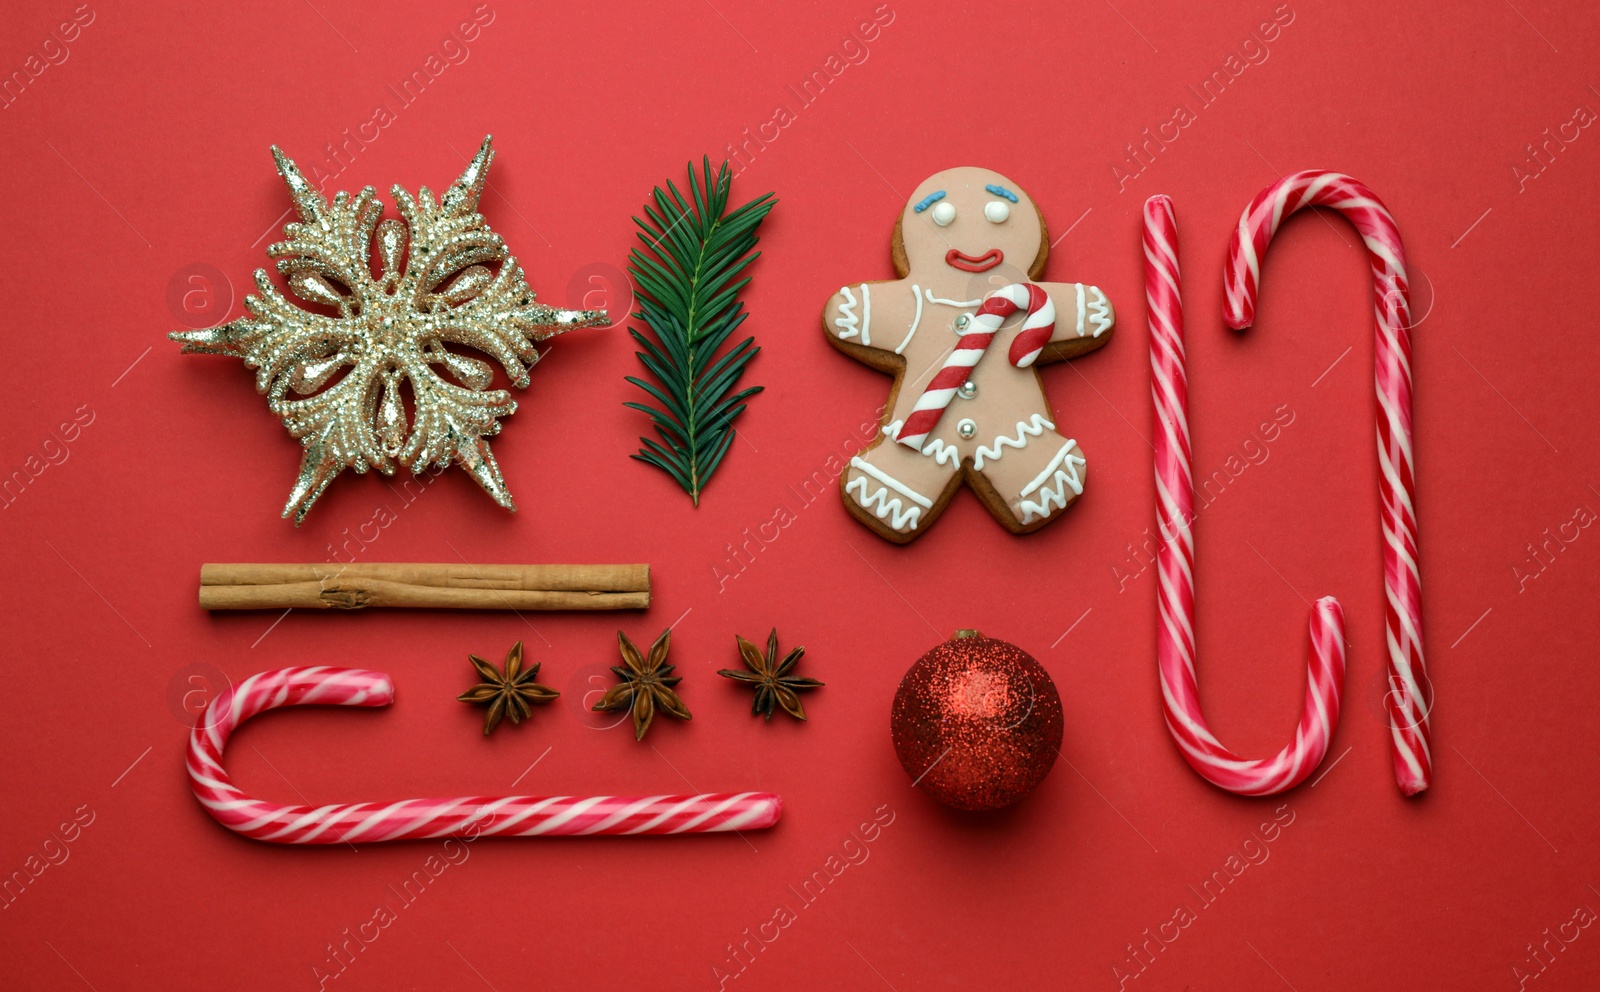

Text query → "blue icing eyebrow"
[985,184,1019,203]
[913,191,946,213]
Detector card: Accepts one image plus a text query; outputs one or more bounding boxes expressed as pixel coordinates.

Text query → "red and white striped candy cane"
[1224,171,1430,796]
[1147,194,1347,796]
[895,283,1054,449]
[187,667,783,844]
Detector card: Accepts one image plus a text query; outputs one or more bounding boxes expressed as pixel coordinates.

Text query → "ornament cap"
[954,629,983,639]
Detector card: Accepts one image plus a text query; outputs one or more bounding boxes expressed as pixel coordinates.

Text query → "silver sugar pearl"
[957,418,977,439]
[957,381,977,400]
[954,314,970,330]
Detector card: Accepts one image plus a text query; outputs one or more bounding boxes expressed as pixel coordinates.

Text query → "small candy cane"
[1225,171,1429,796]
[187,667,783,843]
[894,283,1054,449]
[1147,194,1347,796]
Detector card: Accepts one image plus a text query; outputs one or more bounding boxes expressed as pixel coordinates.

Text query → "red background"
[3,1,1598,989]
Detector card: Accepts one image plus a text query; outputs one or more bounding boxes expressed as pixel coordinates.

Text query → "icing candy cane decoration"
[1147,195,1347,796]
[895,283,1054,449]
[1224,171,1429,796]
[188,667,783,843]
[1000,283,1057,368]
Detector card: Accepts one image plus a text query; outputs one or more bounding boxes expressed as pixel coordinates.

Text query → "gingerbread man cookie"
[823,167,1113,543]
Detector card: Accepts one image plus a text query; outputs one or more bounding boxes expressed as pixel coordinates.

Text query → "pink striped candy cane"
[1224,171,1430,796]
[187,667,783,844]
[1147,194,1347,796]
[895,283,1055,449]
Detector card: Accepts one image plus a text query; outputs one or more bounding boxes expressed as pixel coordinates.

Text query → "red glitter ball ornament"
[890,630,1063,811]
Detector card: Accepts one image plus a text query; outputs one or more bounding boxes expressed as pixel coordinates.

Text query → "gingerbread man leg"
[970,421,1088,533]
[841,436,960,542]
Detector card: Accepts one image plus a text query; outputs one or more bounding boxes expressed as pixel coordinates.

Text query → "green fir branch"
[625,157,776,505]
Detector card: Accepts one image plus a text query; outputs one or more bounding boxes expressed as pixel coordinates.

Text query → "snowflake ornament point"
[170,135,607,524]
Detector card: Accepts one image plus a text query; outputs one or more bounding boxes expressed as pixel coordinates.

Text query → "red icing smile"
[945,248,1003,272]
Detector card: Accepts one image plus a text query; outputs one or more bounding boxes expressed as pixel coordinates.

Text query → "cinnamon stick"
[198,563,650,611]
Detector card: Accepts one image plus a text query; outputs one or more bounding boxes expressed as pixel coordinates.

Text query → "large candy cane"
[1147,194,1347,796]
[187,667,783,843]
[895,283,1055,449]
[1224,171,1429,796]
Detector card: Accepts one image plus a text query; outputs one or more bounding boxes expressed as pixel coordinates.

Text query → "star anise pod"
[593,629,692,741]
[719,629,823,721]
[456,641,559,735]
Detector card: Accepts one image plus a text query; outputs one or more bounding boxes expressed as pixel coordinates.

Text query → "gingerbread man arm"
[1034,281,1115,361]
[823,279,922,358]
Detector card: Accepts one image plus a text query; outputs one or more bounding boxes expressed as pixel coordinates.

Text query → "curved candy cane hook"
[1225,171,1429,797]
[187,667,783,844]
[1147,195,1347,796]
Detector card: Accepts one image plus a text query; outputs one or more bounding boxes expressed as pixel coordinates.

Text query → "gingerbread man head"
[891,166,1050,283]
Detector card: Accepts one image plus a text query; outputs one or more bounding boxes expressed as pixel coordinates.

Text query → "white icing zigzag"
[920,438,959,466]
[1071,284,1113,339]
[973,414,1054,470]
[1019,442,1086,524]
[846,476,923,531]
[835,285,860,340]
[846,456,929,531]
[1087,286,1112,337]
[880,420,969,468]
[833,283,872,345]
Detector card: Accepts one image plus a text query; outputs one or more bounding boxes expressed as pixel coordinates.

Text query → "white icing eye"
[931,201,956,227]
[985,200,1010,223]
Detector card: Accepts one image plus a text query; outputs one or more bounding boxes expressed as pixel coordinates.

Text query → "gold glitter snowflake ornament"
[170,136,607,524]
